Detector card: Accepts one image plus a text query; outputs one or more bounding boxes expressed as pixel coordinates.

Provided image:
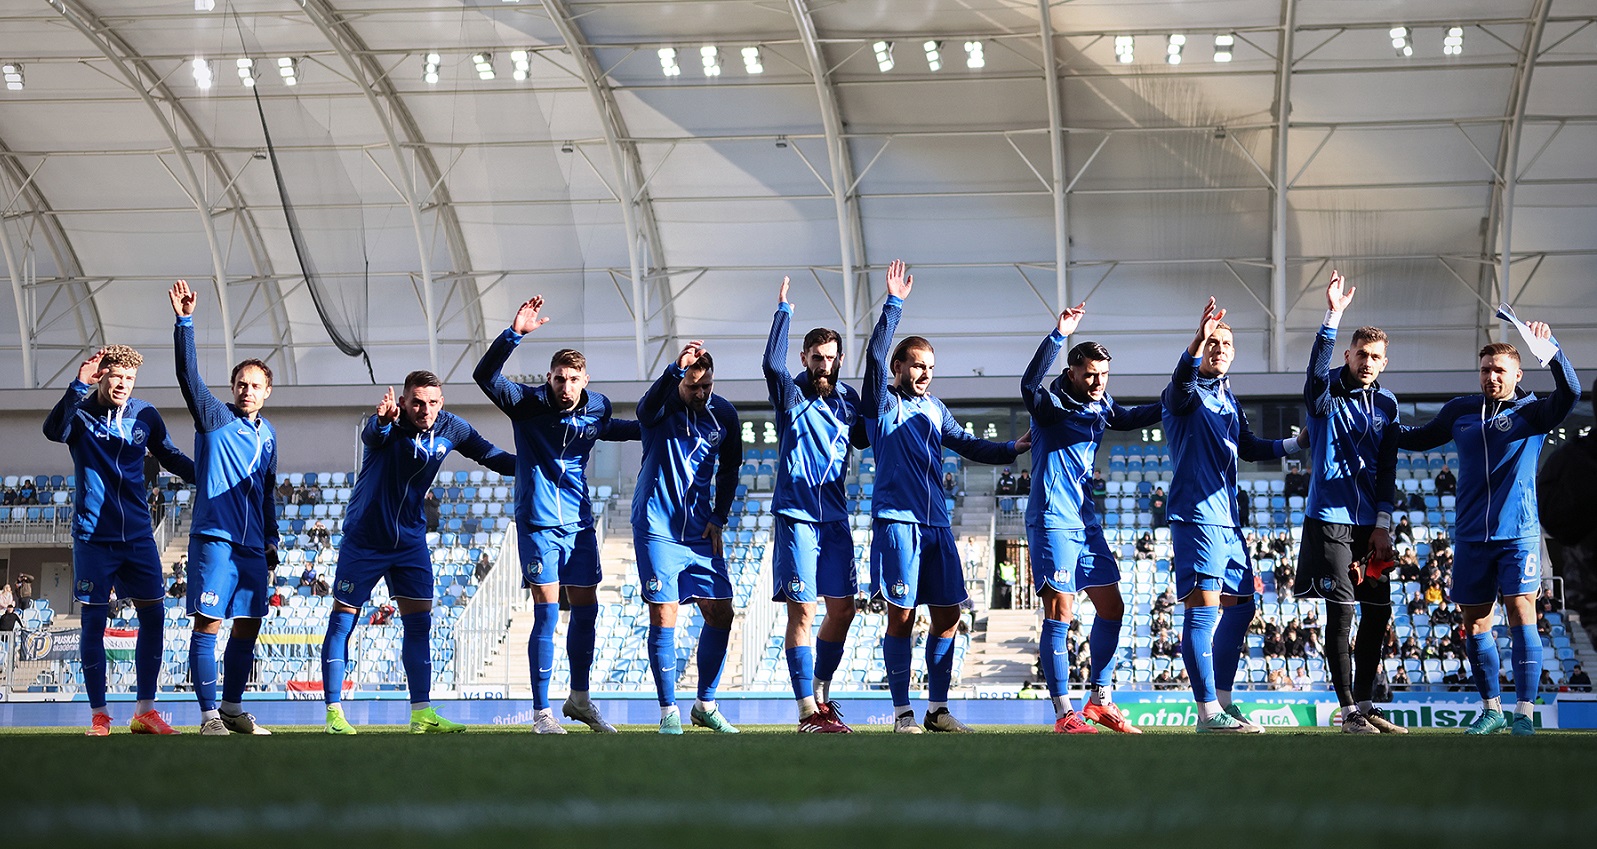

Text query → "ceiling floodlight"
[1166,33,1185,65]
[1114,35,1134,64]
[472,52,495,81]
[423,52,441,85]
[511,49,531,81]
[277,56,299,86]
[3,62,24,91]
[195,0,216,10]
[192,57,214,90]
[1444,26,1464,56]
[236,57,256,87]
[1214,33,1234,62]
[658,47,681,77]
[701,45,721,76]
[874,40,894,72]
[1390,26,1413,57]
[964,40,985,69]
[923,40,942,71]
[741,46,764,74]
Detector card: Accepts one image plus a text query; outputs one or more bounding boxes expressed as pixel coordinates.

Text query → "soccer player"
[1022,303,1161,734]
[44,345,195,736]
[633,340,742,734]
[1398,319,1578,735]
[763,277,870,733]
[865,259,1029,733]
[321,373,516,735]
[473,295,640,734]
[170,279,279,736]
[1294,271,1404,734]
[1162,297,1300,733]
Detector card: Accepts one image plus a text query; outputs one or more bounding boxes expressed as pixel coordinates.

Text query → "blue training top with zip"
[174,315,279,552]
[631,364,742,541]
[1021,329,1161,531]
[474,328,641,532]
[1303,321,1400,525]
[342,410,516,551]
[1398,347,1579,541]
[864,295,1020,527]
[43,383,195,543]
[1162,350,1293,527]
[764,303,870,525]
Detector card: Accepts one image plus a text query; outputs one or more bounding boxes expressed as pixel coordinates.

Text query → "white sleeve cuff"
[1375,512,1392,531]
[1281,435,1302,455]
[1323,310,1344,330]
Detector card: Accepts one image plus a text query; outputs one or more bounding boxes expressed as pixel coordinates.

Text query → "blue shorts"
[772,516,857,603]
[73,537,165,605]
[635,533,732,604]
[186,536,269,620]
[1452,538,1540,606]
[333,542,434,607]
[519,526,601,588]
[1170,522,1253,600]
[1026,526,1120,595]
[870,519,968,609]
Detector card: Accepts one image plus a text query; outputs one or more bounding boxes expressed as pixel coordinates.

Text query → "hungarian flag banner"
[106,628,138,661]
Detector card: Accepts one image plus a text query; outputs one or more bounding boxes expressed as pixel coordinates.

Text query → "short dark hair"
[1479,342,1520,363]
[802,327,841,352]
[1350,326,1388,347]
[891,336,934,366]
[687,351,714,374]
[230,358,273,387]
[550,349,587,371]
[1067,341,1112,367]
[403,370,442,392]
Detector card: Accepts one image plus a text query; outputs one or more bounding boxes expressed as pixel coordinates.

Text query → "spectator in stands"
[1424,583,1443,605]
[308,520,331,549]
[1435,601,1461,626]
[1435,633,1463,661]
[0,486,14,505]
[167,572,186,599]
[1275,561,1295,601]
[1263,627,1284,659]
[268,589,284,609]
[1151,628,1179,659]
[276,479,294,503]
[368,603,395,626]
[1303,629,1322,658]
[1398,549,1421,582]
[1016,469,1031,496]
[1434,464,1455,497]
[1537,587,1560,613]
[942,471,957,495]
[1390,665,1410,688]
[1406,592,1427,616]
[1235,488,1250,523]
[1153,588,1175,615]
[1268,668,1290,689]
[1283,462,1309,498]
[1283,624,1304,658]
[18,478,37,504]
[1150,486,1167,528]
[1090,468,1107,511]
[0,581,12,610]
[992,561,1015,610]
[1569,664,1591,692]
[311,574,330,597]
[1400,635,1422,660]
[424,490,441,534]
[1293,665,1313,690]
[1406,489,1426,513]
[0,604,21,632]
[148,485,166,527]
[15,573,33,610]
[996,467,1016,495]
[1154,668,1177,690]
[1271,532,1292,561]
[1135,532,1155,561]
[1382,625,1400,659]
[474,551,493,582]
[299,564,317,588]
[1540,669,1556,691]
[1394,515,1414,545]
[1429,530,1451,556]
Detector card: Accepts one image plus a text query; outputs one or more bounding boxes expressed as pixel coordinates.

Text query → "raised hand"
[1057,302,1087,337]
[169,279,196,317]
[1326,270,1356,313]
[376,386,400,424]
[885,259,913,300]
[77,349,106,385]
[1526,320,1553,341]
[1190,297,1227,350]
[676,340,706,370]
[778,276,792,307]
[512,296,550,335]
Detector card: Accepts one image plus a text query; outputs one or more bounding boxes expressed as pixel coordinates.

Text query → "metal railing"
[739,551,778,690]
[0,631,13,695]
[452,525,526,689]
[0,510,73,545]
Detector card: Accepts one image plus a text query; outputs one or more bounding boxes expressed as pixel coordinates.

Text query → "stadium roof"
[1,0,1593,390]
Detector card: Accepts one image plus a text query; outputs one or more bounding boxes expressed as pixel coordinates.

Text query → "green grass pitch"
[3,725,1591,848]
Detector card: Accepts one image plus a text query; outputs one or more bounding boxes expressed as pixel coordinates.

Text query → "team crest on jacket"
[1492,415,1513,432]
[131,425,148,445]
[706,429,723,446]
[580,424,599,440]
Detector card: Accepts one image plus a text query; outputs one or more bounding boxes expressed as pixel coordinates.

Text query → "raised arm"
[1519,322,1581,432]
[1165,298,1227,417]
[763,278,803,411]
[600,417,642,443]
[43,351,99,443]
[638,341,702,427]
[863,259,912,418]
[1021,304,1084,424]
[474,297,551,414]
[362,388,400,447]
[169,280,234,432]
[1306,271,1356,416]
[1106,400,1163,431]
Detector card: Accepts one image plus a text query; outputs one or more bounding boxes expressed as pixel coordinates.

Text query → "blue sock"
[1466,631,1501,702]
[1213,599,1254,693]
[648,625,677,707]
[81,604,108,710]
[1511,624,1541,705]
[814,638,846,686]
[697,624,730,702]
[1182,605,1220,705]
[883,634,913,709]
[135,603,163,703]
[221,632,256,705]
[529,602,558,710]
[925,636,955,703]
[190,630,218,712]
[1040,618,1070,698]
[1089,616,1122,690]
[566,604,598,694]
[321,608,357,705]
[787,644,815,700]
[400,611,432,706]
